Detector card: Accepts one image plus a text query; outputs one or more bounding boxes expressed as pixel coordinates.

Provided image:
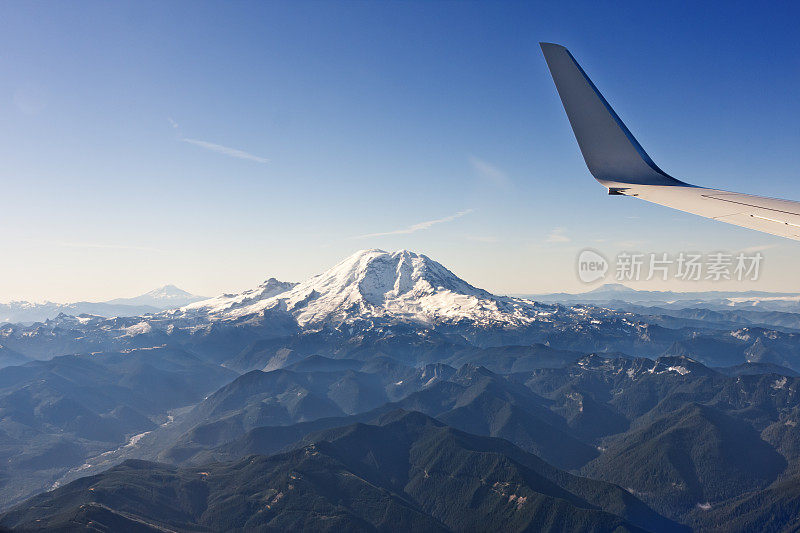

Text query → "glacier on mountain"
[177,249,548,327]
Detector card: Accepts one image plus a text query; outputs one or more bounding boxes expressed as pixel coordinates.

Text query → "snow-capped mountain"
[178,249,547,327]
[8,249,800,375]
[182,278,297,317]
[528,283,800,311]
[0,285,207,324]
[106,284,208,309]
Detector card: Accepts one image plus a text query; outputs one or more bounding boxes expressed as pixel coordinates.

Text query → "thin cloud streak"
[168,118,269,163]
[354,209,474,239]
[468,156,510,187]
[181,138,269,163]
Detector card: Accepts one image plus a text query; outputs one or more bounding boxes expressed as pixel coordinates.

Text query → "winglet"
[540,43,686,188]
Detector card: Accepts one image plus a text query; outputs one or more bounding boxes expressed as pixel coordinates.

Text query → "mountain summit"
[106,284,207,309]
[0,285,208,324]
[587,283,635,294]
[182,249,543,327]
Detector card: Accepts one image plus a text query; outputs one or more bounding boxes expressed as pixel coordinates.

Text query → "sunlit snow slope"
[180,250,544,327]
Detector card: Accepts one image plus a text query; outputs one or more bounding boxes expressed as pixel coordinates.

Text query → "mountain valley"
[0,250,799,531]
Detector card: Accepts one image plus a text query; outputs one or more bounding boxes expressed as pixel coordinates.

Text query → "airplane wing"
[540,42,800,241]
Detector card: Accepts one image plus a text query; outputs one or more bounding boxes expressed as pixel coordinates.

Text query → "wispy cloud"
[545,227,570,243]
[354,209,474,239]
[182,138,269,163]
[468,156,510,187]
[168,118,269,163]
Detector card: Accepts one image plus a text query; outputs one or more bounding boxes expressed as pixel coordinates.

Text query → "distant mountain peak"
[105,285,208,310]
[587,283,635,294]
[143,285,195,299]
[0,285,211,324]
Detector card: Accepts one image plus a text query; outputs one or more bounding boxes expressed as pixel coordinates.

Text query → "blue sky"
[2,1,800,301]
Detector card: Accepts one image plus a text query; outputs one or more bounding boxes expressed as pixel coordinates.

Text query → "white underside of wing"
[603,181,800,241]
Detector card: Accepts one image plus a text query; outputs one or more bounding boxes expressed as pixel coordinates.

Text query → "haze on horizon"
[2,1,800,302]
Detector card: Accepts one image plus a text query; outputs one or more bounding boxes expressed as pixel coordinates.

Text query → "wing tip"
[539,42,684,187]
[539,42,567,53]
